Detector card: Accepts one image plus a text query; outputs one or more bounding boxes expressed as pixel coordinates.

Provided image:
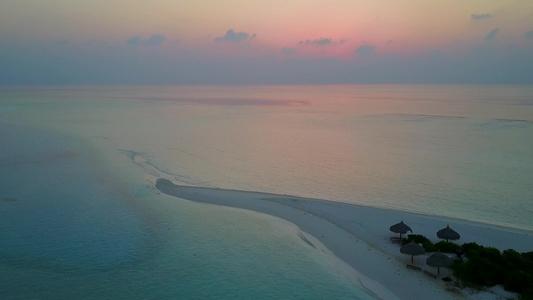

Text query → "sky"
[1,0,532,85]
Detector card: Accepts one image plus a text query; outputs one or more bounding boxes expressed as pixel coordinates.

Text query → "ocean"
[1,85,532,299]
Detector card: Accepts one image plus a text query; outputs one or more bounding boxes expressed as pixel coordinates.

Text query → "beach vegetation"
[403,234,461,253]
[453,243,533,299]
[402,235,465,254]
[403,234,437,252]
[399,235,533,298]
[434,241,462,253]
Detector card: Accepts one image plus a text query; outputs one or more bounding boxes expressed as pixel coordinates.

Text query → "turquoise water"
[0,123,369,299]
[0,129,144,268]
[1,85,532,298]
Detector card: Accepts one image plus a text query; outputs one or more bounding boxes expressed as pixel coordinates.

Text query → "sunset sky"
[1,0,532,84]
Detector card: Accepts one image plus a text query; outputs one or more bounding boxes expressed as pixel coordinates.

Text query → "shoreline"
[155,178,533,300]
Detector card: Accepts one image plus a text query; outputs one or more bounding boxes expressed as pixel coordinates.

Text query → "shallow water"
[1,85,532,298]
[0,123,371,299]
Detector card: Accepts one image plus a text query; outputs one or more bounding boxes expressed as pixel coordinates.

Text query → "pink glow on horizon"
[1,0,532,84]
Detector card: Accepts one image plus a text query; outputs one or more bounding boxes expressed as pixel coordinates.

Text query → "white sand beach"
[155,178,533,300]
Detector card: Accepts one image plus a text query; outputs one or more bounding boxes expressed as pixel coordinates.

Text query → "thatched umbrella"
[400,241,426,263]
[426,251,453,274]
[437,225,460,242]
[390,220,412,238]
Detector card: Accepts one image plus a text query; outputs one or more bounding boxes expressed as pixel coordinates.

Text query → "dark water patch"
[492,118,532,124]
[135,97,310,107]
[477,119,532,130]
[92,135,110,140]
[390,114,466,121]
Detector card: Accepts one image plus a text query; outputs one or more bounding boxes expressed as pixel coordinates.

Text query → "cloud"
[2,42,532,85]
[526,31,533,39]
[214,29,253,43]
[126,35,166,46]
[484,28,500,41]
[355,45,376,56]
[146,34,166,46]
[299,38,332,45]
[127,36,141,45]
[471,13,492,21]
[315,38,331,45]
[281,47,294,54]
[298,38,349,46]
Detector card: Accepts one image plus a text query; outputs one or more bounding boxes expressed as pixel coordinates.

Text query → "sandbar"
[155,178,533,300]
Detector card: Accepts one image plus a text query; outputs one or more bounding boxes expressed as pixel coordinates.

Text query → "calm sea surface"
[1,85,532,298]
